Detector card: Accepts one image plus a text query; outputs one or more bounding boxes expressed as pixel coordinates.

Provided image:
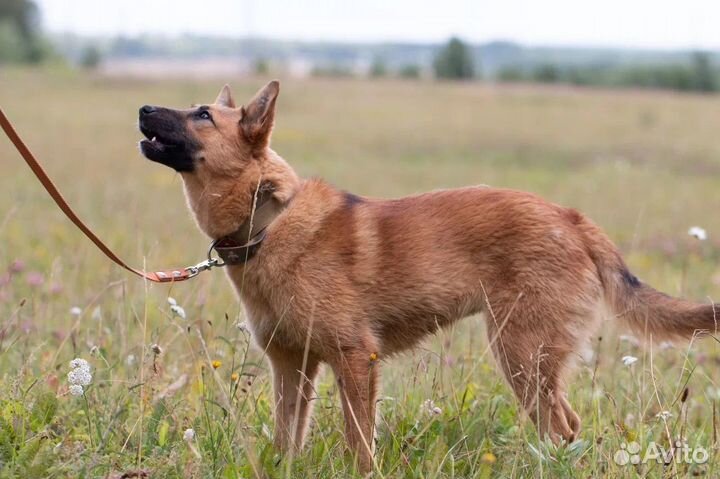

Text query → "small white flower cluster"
[656,410,673,420]
[422,399,442,416]
[622,355,638,366]
[688,226,707,241]
[168,297,186,319]
[183,428,195,441]
[67,358,92,396]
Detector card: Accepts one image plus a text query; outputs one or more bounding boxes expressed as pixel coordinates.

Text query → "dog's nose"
[139,105,156,117]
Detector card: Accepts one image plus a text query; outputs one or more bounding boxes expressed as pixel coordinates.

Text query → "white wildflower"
[69,358,90,372]
[167,297,177,306]
[126,354,136,366]
[69,385,84,396]
[688,226,707,241]
[170,304,186,319]
[236,321,249,333]
[151,343,163,355]
[68,368,92,386]
[422,399,442,416]
[67,357,92,394]
[659,341,674,350]
[656,410,673,420]
[183,428,195,441]
[69,306,82,316]
[622,355,638,366]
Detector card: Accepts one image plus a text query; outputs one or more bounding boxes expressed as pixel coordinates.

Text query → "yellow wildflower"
[481,452,496,464]
[212,360,222,369]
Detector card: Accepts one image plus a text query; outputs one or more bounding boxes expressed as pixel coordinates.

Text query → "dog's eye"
[198,111,211,120]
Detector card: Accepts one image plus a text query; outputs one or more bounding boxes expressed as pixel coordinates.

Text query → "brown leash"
[0,107,280,283]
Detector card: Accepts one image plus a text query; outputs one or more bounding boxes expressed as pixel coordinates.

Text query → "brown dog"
[138,81,718,473]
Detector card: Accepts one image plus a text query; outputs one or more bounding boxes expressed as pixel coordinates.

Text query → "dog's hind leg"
[485,299,589,443]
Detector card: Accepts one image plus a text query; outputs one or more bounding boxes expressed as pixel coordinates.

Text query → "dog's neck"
[182,149,300,239]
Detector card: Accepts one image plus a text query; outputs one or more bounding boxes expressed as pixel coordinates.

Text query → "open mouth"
[139,125,181,153]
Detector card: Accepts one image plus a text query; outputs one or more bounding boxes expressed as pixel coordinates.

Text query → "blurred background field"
[2,1,720,478]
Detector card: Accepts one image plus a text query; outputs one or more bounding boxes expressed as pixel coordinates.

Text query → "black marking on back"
[343,192,364,208]
[621,268,641,288]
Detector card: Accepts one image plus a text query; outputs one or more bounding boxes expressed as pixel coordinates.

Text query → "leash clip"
[185,256,224,279]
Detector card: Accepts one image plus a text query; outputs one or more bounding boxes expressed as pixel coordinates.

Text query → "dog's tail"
[578,218,719,341]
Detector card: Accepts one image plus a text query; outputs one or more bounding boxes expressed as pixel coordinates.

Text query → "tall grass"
[0,69,718,477]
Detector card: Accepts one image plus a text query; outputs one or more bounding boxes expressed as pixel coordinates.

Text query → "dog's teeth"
[151,136,157,142]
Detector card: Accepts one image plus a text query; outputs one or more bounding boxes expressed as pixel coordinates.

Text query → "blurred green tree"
[0,0,48,63]
[398,64,421,79]
[433,37,475,79]
[370,56,387,77]
[691,52,716,92]
[533,64,560,83]
[255,57,269,75]
[80,46,102,70]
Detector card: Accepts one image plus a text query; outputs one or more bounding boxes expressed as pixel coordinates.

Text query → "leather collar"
[211,183,286,265]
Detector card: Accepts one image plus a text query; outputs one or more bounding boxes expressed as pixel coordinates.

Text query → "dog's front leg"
[330,346,379,474]
[268,349,321,455]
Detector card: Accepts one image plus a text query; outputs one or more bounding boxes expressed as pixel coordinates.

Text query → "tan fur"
[149,82,719,474]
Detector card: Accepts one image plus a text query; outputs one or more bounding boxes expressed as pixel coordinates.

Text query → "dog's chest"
[225,267,306,350]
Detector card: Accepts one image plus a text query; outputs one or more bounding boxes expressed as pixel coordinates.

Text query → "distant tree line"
[497,52,718,93]
[0,0,51,63]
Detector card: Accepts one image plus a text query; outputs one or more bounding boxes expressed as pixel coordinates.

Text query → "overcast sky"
[36,0,720,50]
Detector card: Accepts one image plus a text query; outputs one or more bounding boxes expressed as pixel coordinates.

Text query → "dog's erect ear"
[240,80,279,147]
[214,84,235,108]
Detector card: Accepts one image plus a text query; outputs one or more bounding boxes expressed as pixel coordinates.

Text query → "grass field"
[1,68,720,478]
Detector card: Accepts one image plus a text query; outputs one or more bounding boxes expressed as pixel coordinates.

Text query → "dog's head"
[138,80,279,176]
[138,81,296,239]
